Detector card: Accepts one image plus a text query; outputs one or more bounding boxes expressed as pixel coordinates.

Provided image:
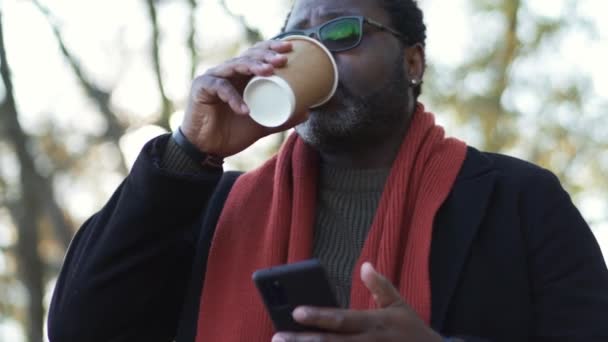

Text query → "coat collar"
[430,146,498,331]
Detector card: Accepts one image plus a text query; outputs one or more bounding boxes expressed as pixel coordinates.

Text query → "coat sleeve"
[47,135,223,342]
[525,170,608,341]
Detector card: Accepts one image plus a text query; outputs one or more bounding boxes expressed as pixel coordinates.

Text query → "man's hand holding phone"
[271,262,444,342]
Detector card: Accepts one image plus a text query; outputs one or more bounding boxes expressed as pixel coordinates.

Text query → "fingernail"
[274,41,291,49]
[292,307,308,321]
[272,334,287,342]
[241,104,249,113]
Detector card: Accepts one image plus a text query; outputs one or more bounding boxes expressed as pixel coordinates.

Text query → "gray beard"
[295,64,410,153]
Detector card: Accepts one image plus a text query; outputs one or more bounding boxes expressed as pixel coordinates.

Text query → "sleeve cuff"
[160,135,208,174]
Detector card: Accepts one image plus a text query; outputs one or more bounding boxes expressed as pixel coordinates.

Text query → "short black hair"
[381,0,426,47]
[380,0,426,98]
[281,0,426,98]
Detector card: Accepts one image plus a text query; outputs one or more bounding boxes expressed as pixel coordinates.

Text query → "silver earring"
[410,79,420,86]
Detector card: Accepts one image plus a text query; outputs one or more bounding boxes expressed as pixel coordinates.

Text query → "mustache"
[333,82,352,97]
[327,82,360,105]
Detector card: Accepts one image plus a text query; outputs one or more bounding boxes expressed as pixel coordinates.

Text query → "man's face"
[285,0,413,152]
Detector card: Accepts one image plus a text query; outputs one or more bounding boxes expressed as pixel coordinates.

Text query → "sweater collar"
[319,164,390,193]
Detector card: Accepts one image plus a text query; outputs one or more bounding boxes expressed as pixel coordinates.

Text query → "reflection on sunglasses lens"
[322,19,361,51]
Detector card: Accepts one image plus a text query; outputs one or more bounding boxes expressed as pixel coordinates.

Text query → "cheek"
[334,40,402,97]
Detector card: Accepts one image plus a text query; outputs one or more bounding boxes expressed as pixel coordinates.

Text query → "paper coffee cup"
[244,35,339,128]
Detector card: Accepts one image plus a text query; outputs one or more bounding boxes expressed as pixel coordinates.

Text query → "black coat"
[48,135,608,341]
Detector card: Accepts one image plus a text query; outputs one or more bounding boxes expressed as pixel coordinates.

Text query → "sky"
[1,0,607,340]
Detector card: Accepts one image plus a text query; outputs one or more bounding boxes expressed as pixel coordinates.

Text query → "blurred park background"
[0,0,606,340]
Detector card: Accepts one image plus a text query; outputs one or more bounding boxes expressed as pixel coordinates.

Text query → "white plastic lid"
[243,75,296,128]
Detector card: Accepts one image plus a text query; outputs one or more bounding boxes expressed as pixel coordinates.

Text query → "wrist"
[172,127,224,169]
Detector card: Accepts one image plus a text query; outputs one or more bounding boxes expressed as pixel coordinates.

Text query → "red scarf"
[195,104,467,341]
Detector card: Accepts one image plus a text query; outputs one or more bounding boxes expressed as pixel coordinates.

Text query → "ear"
[403,43,426,82]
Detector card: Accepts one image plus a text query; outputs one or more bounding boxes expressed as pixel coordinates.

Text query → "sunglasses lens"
[320,18,361,51]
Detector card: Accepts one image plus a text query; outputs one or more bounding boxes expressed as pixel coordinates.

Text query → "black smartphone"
[252,259,339,332]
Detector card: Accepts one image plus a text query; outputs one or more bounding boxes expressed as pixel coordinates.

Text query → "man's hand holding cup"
[181,36,339,159]
[181,40,293,159]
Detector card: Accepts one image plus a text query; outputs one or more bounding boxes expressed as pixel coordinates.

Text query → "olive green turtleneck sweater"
[312,165,389,307]
[161,138,389,308]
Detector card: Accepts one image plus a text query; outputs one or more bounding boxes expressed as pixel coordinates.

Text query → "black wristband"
[171,127,224,168]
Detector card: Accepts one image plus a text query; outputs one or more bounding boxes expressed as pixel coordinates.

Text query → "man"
[48,0,608,341]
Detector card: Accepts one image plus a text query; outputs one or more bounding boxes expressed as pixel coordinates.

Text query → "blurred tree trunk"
[482,0,521,152]
[145,0,174,130]
[425,0,606,204]
[0,13,45,342]
[187,0,199,79]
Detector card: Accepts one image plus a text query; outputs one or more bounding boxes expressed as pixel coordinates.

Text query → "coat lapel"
[429,147,497,331]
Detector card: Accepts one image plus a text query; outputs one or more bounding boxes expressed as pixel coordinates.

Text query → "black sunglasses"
[274,16,406,52]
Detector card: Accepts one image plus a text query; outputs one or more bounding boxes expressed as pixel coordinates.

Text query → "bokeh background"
[0,0,606,340]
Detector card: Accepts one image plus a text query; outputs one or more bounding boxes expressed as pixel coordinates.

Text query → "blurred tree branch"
[0,15,73,251]
[219,0,264,43]
[145,0,174,130]
[187,0,198,79]
[31,0,129,174]
[0,12,47,342]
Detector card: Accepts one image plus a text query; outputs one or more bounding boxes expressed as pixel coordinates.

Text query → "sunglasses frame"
[274,15,406,52]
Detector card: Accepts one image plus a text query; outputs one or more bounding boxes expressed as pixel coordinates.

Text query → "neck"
[318,115,412,169]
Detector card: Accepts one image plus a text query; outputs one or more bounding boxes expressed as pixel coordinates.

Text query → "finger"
[208,58,273,78]
[292,306,375,334]
[251,39,275,50]
[264,52,288,67]
[196,77,249,115]
[360,262,402,308]
[269,40,293,53]
[245,48,288,67]
[214,78,250,114]
[207,40,292,78]
[272,332,359,342]
[249,39,291,59]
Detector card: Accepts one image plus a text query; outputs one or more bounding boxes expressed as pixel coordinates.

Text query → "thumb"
[360,262,402,308]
